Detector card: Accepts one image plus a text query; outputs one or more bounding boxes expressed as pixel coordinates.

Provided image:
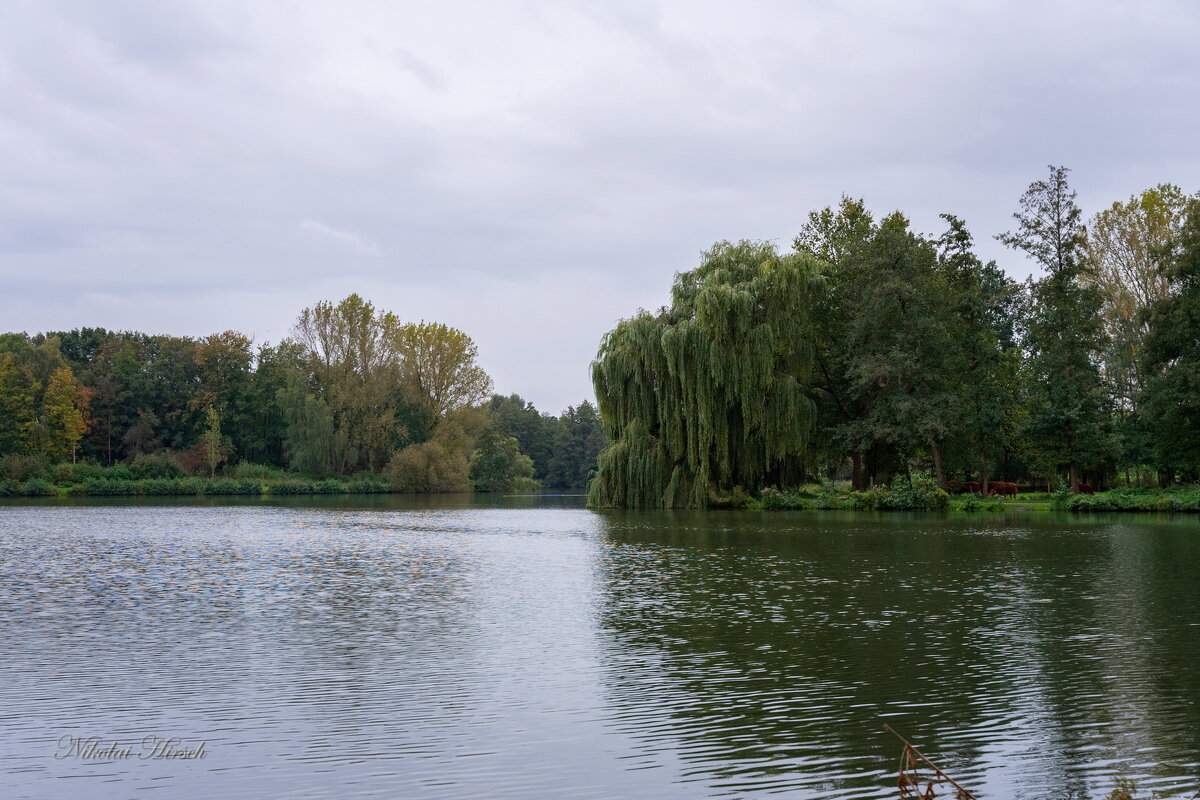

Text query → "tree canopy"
[589,167,1200,506]
[590,241,822,508]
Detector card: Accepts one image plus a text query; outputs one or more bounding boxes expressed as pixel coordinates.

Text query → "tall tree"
[590,240,821,508]
[998,166,1110,490]
[277,372,344,476]
[545,401,606,488]
[42,367,90,463]
[237,341,306,467]
[291,295,403,472]
[938,214,1022,491]
[0,352,35,455]
[1140,202,1200,482]
[394,322,493,425]
[1080,185,1198,476]
[836,212,961,484]
[793,197,877,488]
[488,394,556,479]
[200,404,230,477]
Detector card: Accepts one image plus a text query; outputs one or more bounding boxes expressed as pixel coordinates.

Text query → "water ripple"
[0,503,1197,798]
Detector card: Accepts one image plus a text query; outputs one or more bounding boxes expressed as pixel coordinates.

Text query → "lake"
[1,496,1197,799]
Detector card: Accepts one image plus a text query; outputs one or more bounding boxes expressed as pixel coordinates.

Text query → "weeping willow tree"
[589,241,822,508]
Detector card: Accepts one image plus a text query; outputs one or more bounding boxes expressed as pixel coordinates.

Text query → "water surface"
[1,497,1197,798]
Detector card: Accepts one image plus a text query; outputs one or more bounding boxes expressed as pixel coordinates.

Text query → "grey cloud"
[300,219,382,256]
[2,0,1200,413]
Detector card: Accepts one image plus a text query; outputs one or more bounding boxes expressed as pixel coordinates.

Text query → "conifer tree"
[998,166,1109,490]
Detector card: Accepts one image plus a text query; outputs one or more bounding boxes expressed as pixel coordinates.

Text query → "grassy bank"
[1051,486,1200,512]
[712,479,1200,514]
[711,478,967,512]
[0,474,394,498]
[0,460,393,498]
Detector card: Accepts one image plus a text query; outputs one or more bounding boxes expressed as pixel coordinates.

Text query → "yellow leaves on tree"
[394,322,493,424]
[43,367,91,463]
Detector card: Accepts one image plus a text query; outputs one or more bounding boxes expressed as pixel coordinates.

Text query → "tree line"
[0,294,604,491]
[590,166,1200,508]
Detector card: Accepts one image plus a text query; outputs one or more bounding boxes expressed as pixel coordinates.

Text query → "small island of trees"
[589,166,1200,510]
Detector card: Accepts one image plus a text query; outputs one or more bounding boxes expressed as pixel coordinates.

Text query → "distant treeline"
[590,167,1200,508]
[0,294,604,493]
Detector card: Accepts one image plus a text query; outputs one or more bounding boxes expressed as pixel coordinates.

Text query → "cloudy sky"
[3,1,1198,413]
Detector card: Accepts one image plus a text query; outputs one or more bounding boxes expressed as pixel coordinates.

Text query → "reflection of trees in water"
[989,522,1200,798]
[278,514,473,639]
[258,511,483,732]
[591,511,1200,799]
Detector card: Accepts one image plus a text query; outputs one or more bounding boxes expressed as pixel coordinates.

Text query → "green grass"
[0,473,396,498]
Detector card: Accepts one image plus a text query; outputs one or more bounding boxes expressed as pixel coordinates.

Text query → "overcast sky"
[3,1,1198,413]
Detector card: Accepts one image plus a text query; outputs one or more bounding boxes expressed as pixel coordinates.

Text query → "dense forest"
[6,166,1200,507]
[0,294,604,493]
[590,166,1200,508]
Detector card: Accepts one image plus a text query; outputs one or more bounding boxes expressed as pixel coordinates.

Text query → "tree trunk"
[980,451,989,496]
[1069,462,1080,492]
[931,439,944,484]
[851,451,864,491]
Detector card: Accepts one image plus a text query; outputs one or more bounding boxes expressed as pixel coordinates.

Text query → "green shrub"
[129,478,204,496]
[813,487,857,510]
[0,480,16,497]
[138,479,181,496]
[386,441,470,492]
[130,452,186,479]
[81,479,133,496]
[205,477,261,495]
[855,486,888,510]
[100,464,134,481]
[759,487,787,509]
[20,478,56,497]
[52,462,103,484]
[348,475,392,494]
[233,462,287,480]
[207,478,241,495]
[1050,482,1075,510]
[757,487,810,510]
[881,475,949,510]
[509,476,541,494]
[267,480,319,495]
[1052,488,1200,513]
[1,454,50,482]
[1157,495,1183,512]
[727,487,755,509]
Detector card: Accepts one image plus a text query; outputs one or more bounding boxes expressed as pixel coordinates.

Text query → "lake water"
[1,496,1198,799]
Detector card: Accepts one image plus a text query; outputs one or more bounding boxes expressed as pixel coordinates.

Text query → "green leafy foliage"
[129,452,187,479]
[469,431,536,493]
[6,177,1200,505]
[591,241,822,508]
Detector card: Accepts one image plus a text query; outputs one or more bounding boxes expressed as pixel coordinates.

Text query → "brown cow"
[988,481,1018,498]
[963,481,981,495]
[1076,483,1095,495]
